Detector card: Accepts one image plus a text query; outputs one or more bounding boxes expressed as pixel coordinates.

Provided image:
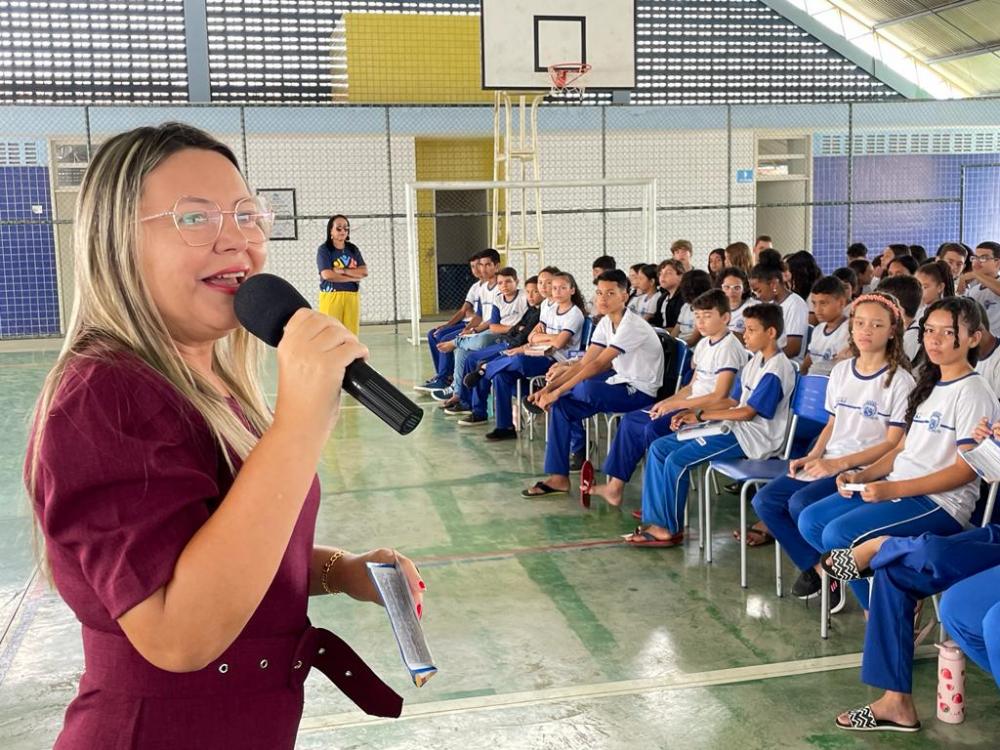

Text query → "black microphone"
[234,273,423,436]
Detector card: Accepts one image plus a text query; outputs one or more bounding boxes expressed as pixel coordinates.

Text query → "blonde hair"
[26,123,272,567]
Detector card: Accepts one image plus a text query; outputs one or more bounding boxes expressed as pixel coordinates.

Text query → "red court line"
[414,538,623,566]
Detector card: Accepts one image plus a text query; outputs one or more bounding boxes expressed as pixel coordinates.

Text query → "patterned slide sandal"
[836,705,920,733]
[821,547,873,582]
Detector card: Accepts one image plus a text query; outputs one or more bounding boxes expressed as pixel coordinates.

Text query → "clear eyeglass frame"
[140,195,276,247]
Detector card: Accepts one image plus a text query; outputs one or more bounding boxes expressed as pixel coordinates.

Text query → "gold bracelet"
[320,549,347,595]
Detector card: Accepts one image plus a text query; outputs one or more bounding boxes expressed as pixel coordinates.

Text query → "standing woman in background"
[318,214,367,336]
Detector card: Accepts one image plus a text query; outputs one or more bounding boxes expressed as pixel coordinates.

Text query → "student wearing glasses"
[317,214,368,336]
[962,241,1000,337]
[25,123,421,748]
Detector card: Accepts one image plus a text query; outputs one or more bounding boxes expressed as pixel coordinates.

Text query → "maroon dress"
[30,352,400,749]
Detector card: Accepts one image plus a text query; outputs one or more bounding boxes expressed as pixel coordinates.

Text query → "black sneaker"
[457,413,488,426]
[829,577,847,615]
[569,452,584,473]
[463,369,484,389]
[485,428,517,441]
[792,568,822,600]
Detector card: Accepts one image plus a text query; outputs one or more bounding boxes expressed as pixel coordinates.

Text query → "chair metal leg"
[585,418,591,461]
[820,569,830,639]
[704,467,714,562]
[932,593,946,643]
[774,542,783,597]
[711,471,721,496]
[740,482,750,589]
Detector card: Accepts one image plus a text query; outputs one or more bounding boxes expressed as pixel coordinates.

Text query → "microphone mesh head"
[233,273,311,347]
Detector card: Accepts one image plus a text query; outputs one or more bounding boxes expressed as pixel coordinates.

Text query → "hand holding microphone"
[235,274,424,436]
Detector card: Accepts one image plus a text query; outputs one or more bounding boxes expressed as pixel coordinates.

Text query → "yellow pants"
[318,290,360,336]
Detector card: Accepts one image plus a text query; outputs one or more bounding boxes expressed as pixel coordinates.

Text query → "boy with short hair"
[876,274,923,361]
[849,258,875,293]
[802,275,850,376]
[671,239,694,272]
[520,269,665,497]
[626,303,796,546]
[753,235,773,259]
[962,241,1000,336]
[847,242,868,261]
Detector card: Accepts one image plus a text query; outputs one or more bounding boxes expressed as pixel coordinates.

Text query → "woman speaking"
[24,123,422,748]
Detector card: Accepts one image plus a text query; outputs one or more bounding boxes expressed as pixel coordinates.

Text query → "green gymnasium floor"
[1,327,998,749]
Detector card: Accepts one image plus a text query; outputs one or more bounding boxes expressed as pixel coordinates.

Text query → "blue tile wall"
[0,166,60,338]
[812,152,1000,273]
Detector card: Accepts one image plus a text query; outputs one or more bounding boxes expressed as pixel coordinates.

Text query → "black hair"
[679,269,712,304]
[832,267,859,298]
[592,255,617,271]
[708,247,727,276]
[915,259,955,299]
[716,266,751,301]
[743,302,784,339]
[691,288,730,316]
[848,258,872,276]
[812,274,850,299]
[909,244,927,264]
[595,268,629,290]
[551,271,587,314]
[937,241,969,265]
[480,248,501,265]
[757,248,784,268]
[888,255,919,276]
[847,242,868,259]
[876,274,922,318]
[906,296,984,426]
[539,265,561,275]
[976,241,1000,259]
[525,275,538,286]
[638,263,658,283]
[887,243,910,258]
[749,257,785,284]
[324,214,350,250]
[786,251,823,301]
[468,251,483,263]
[497,266,518,280]
[629,262,645,272]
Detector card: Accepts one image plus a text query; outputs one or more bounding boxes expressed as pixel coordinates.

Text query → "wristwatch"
[695,409,705,422]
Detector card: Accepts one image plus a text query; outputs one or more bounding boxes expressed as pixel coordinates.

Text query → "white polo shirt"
[633,290,663,319]
[778,292,810,364]
[823,359,915,459]
[676,303,695,340]
[590,309,665,397]
[975,338,1000,399]
[887,371,1000,526]
[477,281,500,322]
[465,280,484,319]
[690,331,748,399]
[728,299,752,336]
[965,281,1000,337]
[730,351,797,459]
[808,318,851,376]
[540,301,586,351]
[490,290,529,327]
[903,320,921,361]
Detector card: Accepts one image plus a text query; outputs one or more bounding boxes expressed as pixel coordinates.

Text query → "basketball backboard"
[480,0,636,91]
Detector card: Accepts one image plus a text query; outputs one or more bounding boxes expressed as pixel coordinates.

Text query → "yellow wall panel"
[345,14,496,104]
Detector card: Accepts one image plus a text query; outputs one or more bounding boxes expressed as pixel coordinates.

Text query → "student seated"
[587,288,746,508]
[475,271,587,442]
[823,523,1000,733]
[832,266,860,301]
[453,274,544,424]
[797,297,1000,610]
[849,258,875,294]
[846,242,868,263]
[416,252,482,392]
[913,258,954,323]
[625,303,796,546]
[670,239,694,273]
[962,241,1000,336]
[972,300,1000,397]
[440,263,528,413]
[887,255,918,277]
[588,255,616,318]
[520,270,665,497]
[801,276,851,376]
[753,292,915,607]
[717,266,753,341]
[749,257,809,365]
[650,259,684,329]
[627,264,662,322]
[670,269,712,346]
[876,274,923,362]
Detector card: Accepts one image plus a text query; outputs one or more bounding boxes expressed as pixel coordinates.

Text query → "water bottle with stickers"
[936,640,966,724]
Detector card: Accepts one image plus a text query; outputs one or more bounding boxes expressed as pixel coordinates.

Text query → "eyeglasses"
[721,283,744,292]
[140,195,275,247]
[973,254,996,263]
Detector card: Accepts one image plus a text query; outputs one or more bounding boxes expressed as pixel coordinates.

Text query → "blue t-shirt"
[317,241,365,292]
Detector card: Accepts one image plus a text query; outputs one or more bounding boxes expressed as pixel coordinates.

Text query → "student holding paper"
[520,270,664,497]
[625,303,795,546]
[798,296,1000,610]
[752,292,915,606]
[587,288,746,508]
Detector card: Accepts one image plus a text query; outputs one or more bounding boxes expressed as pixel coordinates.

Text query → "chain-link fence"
[3,97,1000,339]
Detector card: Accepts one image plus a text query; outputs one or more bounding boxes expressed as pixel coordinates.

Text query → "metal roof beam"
[926,41,1000,64]
[872,0,980,30]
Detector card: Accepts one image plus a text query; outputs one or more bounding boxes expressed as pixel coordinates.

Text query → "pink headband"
[853,293,904,323]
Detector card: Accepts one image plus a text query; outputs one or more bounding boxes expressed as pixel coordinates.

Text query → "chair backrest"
[654,329,680,399]
[672,337,691,394]
[791,374,829,424]
[580,316,595,350]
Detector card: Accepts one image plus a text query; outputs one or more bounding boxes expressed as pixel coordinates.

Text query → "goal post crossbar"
[405,177,657,345]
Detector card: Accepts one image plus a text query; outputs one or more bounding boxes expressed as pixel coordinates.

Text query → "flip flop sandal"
[522,397,544,416]
[631,509,643,520]
[579,460,595,509]
[821,547,873,582]
[622,526,684,547]
[836,705,920,733]
[732,525,775,547]
[520,481,567,498]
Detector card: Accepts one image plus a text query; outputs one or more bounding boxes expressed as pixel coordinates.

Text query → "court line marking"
[298,647,935,734]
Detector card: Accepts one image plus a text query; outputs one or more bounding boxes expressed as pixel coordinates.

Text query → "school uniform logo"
[862,400,878,419]
[927,411,943,433]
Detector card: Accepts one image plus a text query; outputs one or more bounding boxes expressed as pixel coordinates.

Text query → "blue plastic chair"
[671,338,691,395]
[702,373,830,592]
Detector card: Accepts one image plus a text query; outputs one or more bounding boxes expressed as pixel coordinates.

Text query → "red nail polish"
[417,603,422,619]
[418,580,426,591]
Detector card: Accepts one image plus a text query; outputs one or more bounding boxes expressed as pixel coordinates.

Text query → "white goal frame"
[404,177,657,345]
